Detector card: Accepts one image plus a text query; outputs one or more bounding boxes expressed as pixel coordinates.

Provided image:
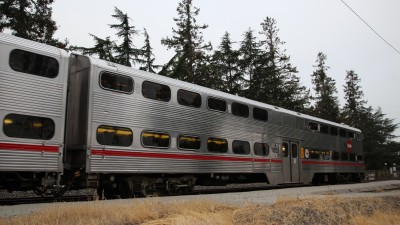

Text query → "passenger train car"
[0,33,365,197]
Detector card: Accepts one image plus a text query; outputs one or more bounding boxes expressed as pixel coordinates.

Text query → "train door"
[282,141,300,183]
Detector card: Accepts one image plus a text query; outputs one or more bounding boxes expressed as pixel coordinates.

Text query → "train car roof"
[0,33,70,59]
[89,56,361,133]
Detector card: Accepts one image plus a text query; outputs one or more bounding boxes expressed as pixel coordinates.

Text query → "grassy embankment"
[1,195,399,225]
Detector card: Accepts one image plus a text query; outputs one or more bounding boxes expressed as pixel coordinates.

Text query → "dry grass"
[1,196,399,225]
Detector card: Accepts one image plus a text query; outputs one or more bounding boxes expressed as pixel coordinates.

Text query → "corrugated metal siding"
[89,155,254,173]
[0,71,64,116]
[0,150,60,171]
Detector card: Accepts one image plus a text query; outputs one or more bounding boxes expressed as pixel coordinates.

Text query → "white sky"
[52,0,400,141]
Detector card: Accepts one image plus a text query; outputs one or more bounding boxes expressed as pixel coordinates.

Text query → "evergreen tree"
[160,0,212,85]
[310,52,340,122]
[0,0,66,48]
[341,70,367,126]
[70,34,116,62]
[258,17,309,110]
[359,106,399,169]
[212,32,242,94]
[239,28,261,98]
[139,28,160,73]
[109,7,140,67]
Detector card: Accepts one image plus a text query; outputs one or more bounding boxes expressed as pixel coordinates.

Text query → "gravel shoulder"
[1,180,399,219]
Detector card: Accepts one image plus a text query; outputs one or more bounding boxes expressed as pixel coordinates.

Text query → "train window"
[142,81,171,102]
[231,103,249,118]
[332,151,340,160]
[349,153,356,161]
[321,150,331,160]
[253,107,268,121]
[291,144,298,158]
[282,143,289,157]
[207,97,226,112]
[100,72,134,93]
[348,131,355,139]
[254,143,269,156]
[207,137,228,153]
[308,122,318,131]
[320,124,329,134]
[330,127,338,136]
[142,131,170,148]
[339,129,347,138]
[97,125,133,146]
[177,89,201,108]
[341,152,348,161]
[9,49,59,78]
[309,150,320,159]
[3,114,55,140]
[232,140,250,155]
[356,154,363,161]
[178,135,201,150]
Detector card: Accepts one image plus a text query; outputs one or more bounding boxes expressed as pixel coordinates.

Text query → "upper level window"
[348,131,355,139]
[308,122,318,131]
[100,72,133,93]
[349,153,356,161]
[356,154,363,161]
[9,49,59,78]
[231,102,249,118]
[177,89,201,108]
[142,81,171,102]
[254,143,269,156]
[207,137,228,153]
[339,129,347,138]
[142,131,170,148]
[178,135,201,150]
[253,107,268,121]
[320,124,329,134]
[330,127,338,136]
[207,97,226,112]
[3,114,55,140]
[96,125,133,146]
[232,140,250,155]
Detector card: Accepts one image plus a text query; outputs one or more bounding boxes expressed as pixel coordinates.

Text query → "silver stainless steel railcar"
[0,33,365,197]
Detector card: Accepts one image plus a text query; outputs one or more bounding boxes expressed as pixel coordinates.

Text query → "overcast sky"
[52,0,400,141]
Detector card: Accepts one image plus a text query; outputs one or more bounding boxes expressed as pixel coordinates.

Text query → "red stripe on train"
[302,160,365,167]
[0,142,59,153]
[91,149,282,163]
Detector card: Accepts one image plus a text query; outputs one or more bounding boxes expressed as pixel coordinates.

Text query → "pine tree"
[341,70,367,126]
[310,52,340,122]
[258,17,309,110]
[360,106,399,169]
[239,28,261,98]
[212,32,242,94]
[109,7,140,67]
[70,34,116,62]
[160,0,212,85]
[139,28,160,73]
[0,0,66,48]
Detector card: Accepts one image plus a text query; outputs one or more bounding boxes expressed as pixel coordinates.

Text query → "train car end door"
[282,141,300,183]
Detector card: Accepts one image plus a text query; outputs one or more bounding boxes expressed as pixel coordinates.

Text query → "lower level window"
[97,125,133,146]
[142,131,170,148]
[232,140,250,155]
[207,137,228,153]
[254,143,269,156]
[178,135,201,150]
[3,114,55,140]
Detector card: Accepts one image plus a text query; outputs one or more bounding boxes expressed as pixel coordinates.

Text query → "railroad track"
[0,195,95,206]
[0,183,311,205]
